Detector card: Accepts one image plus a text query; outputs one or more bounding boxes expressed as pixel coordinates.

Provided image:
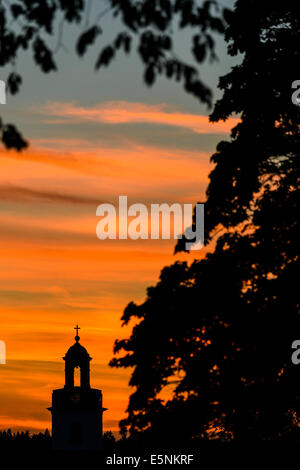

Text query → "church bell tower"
[48,326,105,451]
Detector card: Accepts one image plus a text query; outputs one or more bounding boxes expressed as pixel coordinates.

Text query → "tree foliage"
[110,0,300,443]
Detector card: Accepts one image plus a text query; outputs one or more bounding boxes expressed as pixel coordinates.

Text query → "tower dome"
[64,340,91,361]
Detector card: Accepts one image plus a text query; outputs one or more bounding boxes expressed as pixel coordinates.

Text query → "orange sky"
[0,101,235,434]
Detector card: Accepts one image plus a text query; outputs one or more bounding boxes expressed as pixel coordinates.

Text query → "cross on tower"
[74,324,80,339]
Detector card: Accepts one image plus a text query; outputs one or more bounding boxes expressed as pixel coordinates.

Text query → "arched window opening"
[74,366,81,387]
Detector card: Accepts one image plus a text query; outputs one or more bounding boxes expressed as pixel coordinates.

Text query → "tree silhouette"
[0,0,229,150]
[0,429,51,450]
[110,0,300,443]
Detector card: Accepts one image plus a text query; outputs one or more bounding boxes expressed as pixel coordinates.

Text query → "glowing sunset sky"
[0,3,238,434]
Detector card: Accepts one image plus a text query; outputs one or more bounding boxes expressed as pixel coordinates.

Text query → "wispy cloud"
[0,184,101,205]
[37,101,239,134]
[0,142,211,197]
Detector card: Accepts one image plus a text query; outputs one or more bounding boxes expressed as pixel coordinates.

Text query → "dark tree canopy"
[110,0,300,443]
[0,0,230,150]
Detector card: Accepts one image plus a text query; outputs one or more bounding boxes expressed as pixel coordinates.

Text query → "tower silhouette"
[48,327,106,451]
